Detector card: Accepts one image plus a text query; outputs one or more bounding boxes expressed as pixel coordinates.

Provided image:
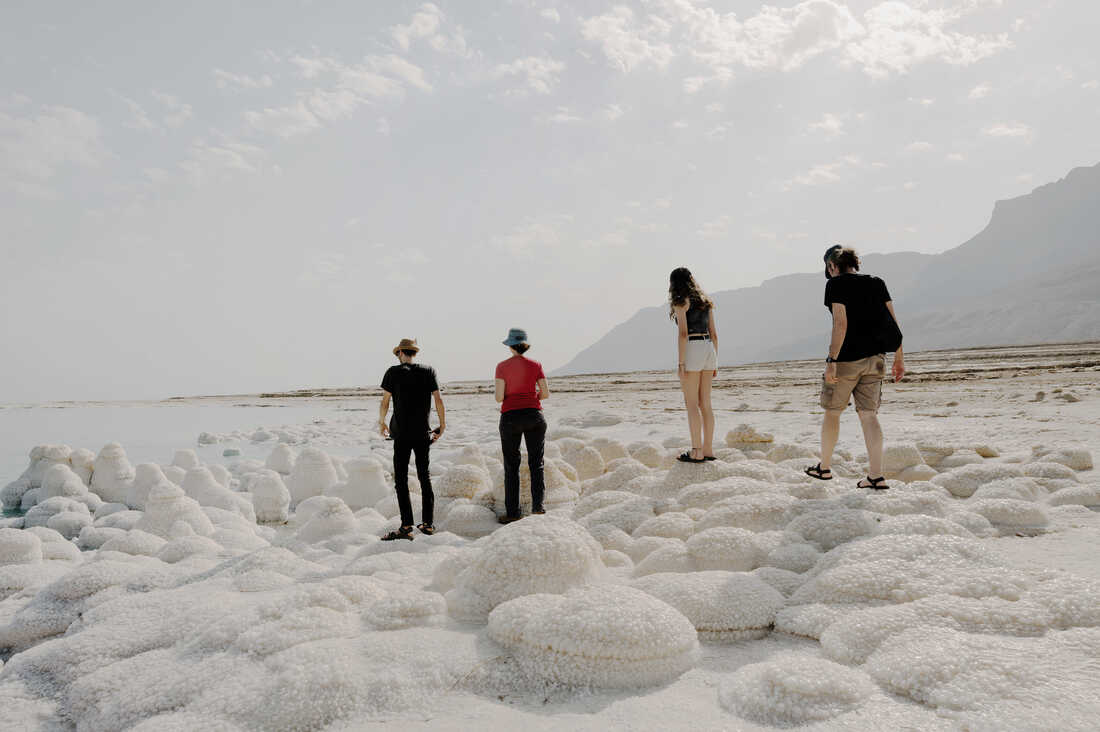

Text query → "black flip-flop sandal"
[416,523,435,535]
[805,463,833,481]
[857,476,889,491]
[677,451,705,463]
[703,455,717,461]
[381,526,414,541]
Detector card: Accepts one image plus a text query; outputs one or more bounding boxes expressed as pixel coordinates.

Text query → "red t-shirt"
[495,356,545,413]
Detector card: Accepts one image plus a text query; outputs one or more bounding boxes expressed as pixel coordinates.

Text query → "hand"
[677,363,686,379]
[712,368,718,378]
[431,425,445,442]
[892,359,906,383]
[378,421,389,438]
[824,362,839,384]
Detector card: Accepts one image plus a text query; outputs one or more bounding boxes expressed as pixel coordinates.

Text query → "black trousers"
[499,408,547,517]
[393,438,433,527]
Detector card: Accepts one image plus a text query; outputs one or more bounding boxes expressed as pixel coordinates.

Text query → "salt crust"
[580,459,650,496]
[1033,447,1093,471]
[676,477,779,510]
[250,469,291,523]
[970,476,1044,502]
[632,571,785,640]
[134,482,216,538]
[718,653,876,726]
[576,495,656,534]
[563,445,605,481]
[446,515,604,621]
[931,464,1025,498]
[182,468,256,523]
[1047,483,1100,507]
[435,464,492,499]
[726,424,774,448]
[764,542,822,574]
[90,443,136,504]
[287,447,339,505]
[264,444,296,475]
[631,512,695,540]
[695,493,796,532]
[627,441,666,468]
[967,498,1049,528]
[786,508,879,551]
[487,585,699,688]
[324,457,390,510]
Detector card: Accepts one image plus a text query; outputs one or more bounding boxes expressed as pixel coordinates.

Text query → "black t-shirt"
[824,273,893,362]
[381,363,439,441]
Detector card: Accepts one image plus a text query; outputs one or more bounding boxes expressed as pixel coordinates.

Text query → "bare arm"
[708,308,719,375]
[432,390,446,440]
[673,303,689,378]
[885,301,906,382]
[378,391,391,437]
[824,303,847,384]
[537,377,549,401]
[494,378,506,403]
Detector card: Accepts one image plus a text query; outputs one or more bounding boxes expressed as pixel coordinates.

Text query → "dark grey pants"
[499,408,547,517]
[393,438,433,527]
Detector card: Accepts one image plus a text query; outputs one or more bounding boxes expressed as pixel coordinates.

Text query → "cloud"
[1083,80,1099,90]
[116,91,192,132]
[372,54,433,92]
[541,8,561,24]
[213,69,274,91]
[492,56,565,95]
[246,101,322,137]
[969,82,992,98]
[983,121,1030,137]
[490,215,573,258]
[152,91,193,127]
[0,102,108,197]
[179,139,267,186]
[117,94,157,131]
[600,104,624,121]
[391,3,468,56]
[545,106,582,123]
[783,155,862,189]
[946,152,966,162]
[908,97,935,106]
[580,6,675,72]
[808,112,847,136]
[696,215,731,239]
[904,140,934,153]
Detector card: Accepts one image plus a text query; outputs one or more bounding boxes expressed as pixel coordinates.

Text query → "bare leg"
[698,369,715,457]
[820,409,843,471]
[857,410,885,478]
[680,370,703,459]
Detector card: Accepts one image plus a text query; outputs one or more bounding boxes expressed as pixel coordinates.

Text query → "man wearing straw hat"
[378,338,446,540]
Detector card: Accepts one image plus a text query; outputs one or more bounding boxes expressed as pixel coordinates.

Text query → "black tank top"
[685,304,710,335]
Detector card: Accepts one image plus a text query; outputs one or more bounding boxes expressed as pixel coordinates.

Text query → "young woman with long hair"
[669,267,719,462]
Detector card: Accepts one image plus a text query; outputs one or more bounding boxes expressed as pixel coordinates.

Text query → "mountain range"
[554,162,1100,375]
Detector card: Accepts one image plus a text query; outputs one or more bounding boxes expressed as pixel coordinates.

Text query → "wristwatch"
[825,356,837,364]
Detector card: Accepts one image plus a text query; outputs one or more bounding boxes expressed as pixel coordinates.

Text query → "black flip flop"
[703,456,718,461]
[857,476,889,490]
[677,451,705,463]
[381,526,414,541]
[805,463,833,481]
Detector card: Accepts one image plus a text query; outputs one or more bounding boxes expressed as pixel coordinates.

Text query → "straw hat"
[392,338,420,356]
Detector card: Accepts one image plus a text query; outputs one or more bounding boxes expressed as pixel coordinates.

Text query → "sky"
[2,0,1099,403]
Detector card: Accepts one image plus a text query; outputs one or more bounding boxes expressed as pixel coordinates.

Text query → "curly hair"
[827,247,861,272]
[668,267,713,319]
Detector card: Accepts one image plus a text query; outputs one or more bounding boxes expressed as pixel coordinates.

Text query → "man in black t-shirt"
[378,338,446,540]
[804,246,906,491]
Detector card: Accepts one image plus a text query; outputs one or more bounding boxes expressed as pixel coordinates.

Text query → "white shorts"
[683,340,717,372]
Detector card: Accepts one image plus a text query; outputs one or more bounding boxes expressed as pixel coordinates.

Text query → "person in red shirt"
[494,328,550,522]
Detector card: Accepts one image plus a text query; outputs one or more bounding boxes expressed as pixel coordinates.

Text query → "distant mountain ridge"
[555,162,1100,375]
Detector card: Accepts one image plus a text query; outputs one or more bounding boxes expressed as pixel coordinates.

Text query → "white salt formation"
[633,571,785,640]
[435,464,492,499]
[181,467,256,522]
[90,443,136,504]
[286,447,338,504]
[719,654,876,725]
[265,444,296,475]
[325,457,390,509]
[487,585,699,687]
[250,469,291,523]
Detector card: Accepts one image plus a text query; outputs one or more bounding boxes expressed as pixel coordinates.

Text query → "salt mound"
[581,459,651,496]
[675,477,776,509]
[726,424,773,449]
[325,457,390,509]
[99,529,169,557]
[786,508,878,551]
[162,466,185,485]
[590,437,629,462]
[158,535,224,563]
[686,527,762,571]
[696,494,795,533]
[265,444,296,475]
[971,477,1044,502]
[127,463,168,510]
[0,528,42,565]
[876,515,974,538]
[632,512,695,540]
[564,445,605,481]
[181,467,256,522]
[627,441,666,469]
[577,496,656,534]
[38,464,88,501]
[134,482,216,538]
[70,447,96,485]
[1047,484,1100,508]
[251,470,291,523]
[662,459,742,493]
[932,464,1025,498]
[1034,446,1093,471]
[286,448,339,504]
[294,496,358,543]
[633,571,784,640]
[718,653,875,725]
[765,443,816,463]
[453,445,486,469]
[487,585,699,687]
[445,515,604,621]
[938,450,985,469]
[968,499,1049,529]
[436,464,492,499]
[561,410,621,428]
[171,449,201,470]
[90,443,136,504]
[439,503,498,538]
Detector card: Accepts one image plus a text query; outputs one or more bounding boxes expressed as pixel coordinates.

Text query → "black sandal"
[381,526,414,541]
[703,455,717,461]
[805,463,833,481]
[677,451,705,463]
[857,476,889,491]
[416,523,435,535]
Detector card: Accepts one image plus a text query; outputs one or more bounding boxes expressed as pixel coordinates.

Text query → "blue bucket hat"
[502,328,528,347]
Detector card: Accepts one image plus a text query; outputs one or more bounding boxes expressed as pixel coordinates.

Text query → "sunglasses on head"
[400,349,417,356]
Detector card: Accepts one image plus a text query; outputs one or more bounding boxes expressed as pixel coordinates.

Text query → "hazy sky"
[2,0,1098,402]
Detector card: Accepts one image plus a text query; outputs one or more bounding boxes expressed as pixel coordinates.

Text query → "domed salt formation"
[251,470,291,523]
[38,464,89,501]
[1032,446,1093,471]
[718,653,876,726]
[932,464,1025,498]
[633,570,785,640]
[99,529,169,557]
[1047,483,1100,508]
[171,449,201,471]
[90,443,136,504]
[695,493,796,533]
[287,447,339,504]
[325,457,390,510]
[181,468,256,523]
[662,459,742,493]
[127,463,169,511]
[576,495,657,535]
[0,528,43,565]
[580,459,651,497]
[435,464,492,500]
[487,584,699,688]
[562,444,606,481]
[134,482,215,538]
[446,515,605,621]
[627,441,666,469]
[265,443,297,475]
[452,444,487,470]
[294,496,358,543]
[438,502,498,538]
[631,512,695,540]
[686,527,764,572]
[967,498,1049,530]
[486,459,577,516]
[725,424,774,450]
[69,448,96,485]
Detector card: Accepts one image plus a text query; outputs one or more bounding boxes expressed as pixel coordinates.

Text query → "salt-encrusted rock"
[127,463,168,511]
[69,448,96,485]
[662,459,743,493]
[325,457,390,509]
[446,515,604,621]
[875,514,974,538]
[696,493,796,533]
[577,496,656,534]
[171,449,201,471]
[182,468,256,522]
[581,459,651,497]
[295,496,358,543]
[487,584,699,687]
[718,654,875,725]
[764,542,822,574]
[632,512,695,540]
[24,496,90,529]
[94,509,144,531]
[251,470,291,523]
[99,529,168,557]
[632,541,694,576]
[627,441,666,469]
[38,464,88,501]
[726,424,774,449]
[134,482,215,538]
[633,570,785,640]
[564,445,605,481]
[932,464,1025,498]
[917,442,959,467]
[0,528,43,565]
[1033,446,1093,471]
[45,510,92,540]
[208,464,232,488]
[938,450,986,469]
[1021,461,1079,485]
[1047,484,1100,508]
[27,527,82,562]
[27,445,73,489]
[162,465,186,486]
[435,464,492,500]
[973,444,1000,458]
[90,443,135,504]
[1,478,31,510]
[765,443,816,463]
[786,508,878,551]
[265,444,296,475]
[895,464,939,483]
[687,527,763,571]
[590,437,629,463]
[287,448,339,505]
[968,499,1049,529]
[881,444,926,478]
[971,477,1044,502]
[439,503,498,538]
[452,445,486,470]
[774,603,850,639]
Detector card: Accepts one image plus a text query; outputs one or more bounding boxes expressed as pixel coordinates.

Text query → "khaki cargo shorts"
[820,355,886,412]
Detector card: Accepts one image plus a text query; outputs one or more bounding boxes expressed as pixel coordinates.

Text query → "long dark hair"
[668,267,713,319]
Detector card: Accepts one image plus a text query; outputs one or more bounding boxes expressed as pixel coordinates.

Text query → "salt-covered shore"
[1,344,1098,730]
